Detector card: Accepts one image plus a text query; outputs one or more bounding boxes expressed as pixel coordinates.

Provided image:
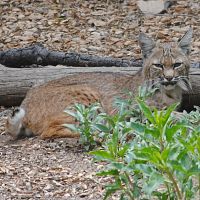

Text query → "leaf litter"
[0,0,200,199]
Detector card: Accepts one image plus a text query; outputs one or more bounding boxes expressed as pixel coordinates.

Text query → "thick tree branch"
[0,44,142,68]
[0,44,199,68]
[0,65,140,106]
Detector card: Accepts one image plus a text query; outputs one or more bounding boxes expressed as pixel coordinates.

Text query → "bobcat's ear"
[139,33,156,59]
[178,28,193,55]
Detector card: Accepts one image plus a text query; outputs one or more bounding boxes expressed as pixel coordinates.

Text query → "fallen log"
[0,65,139,106]
[0,44,142,68]
[0,44,199,68]
[0,65,199,110]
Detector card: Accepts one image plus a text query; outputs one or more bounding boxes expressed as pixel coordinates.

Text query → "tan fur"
[6,29,192,139]
[142,43,191,108]
[18,73,143,139]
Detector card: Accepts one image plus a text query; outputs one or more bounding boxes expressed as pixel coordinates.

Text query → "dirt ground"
[0,0,199,199]
[0,136,106,200]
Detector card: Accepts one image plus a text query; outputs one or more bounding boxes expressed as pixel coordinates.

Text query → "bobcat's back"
[6,72,140,139]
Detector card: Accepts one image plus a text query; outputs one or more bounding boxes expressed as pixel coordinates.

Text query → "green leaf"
[111,162,126,170]
[111,128,120,155]
[90,150,115,161]
[143,172,165,195]
[74,103,85,113]
[145,127,160,139]
[89,104,101,112]
[162,103,178,125]
[97,169,119,176]
[165,124,183,142]
[118,144,130,157]
[103,188,119,200]
[161,148,170,163]
[122,127,132,135]
[63,123,77,132]
[187,165,200,176]
[99,114,116,128]
[136,98,155,124]
[170,161,187,174]
[64,109,78,118]
[119,193,127,200]
[152,191,168,200]
[103,178,122,200]
[168,147,181,161]
[131,122,145,133]
[135,164,154,174]
[94,123,110,133]
[179,153,193,171]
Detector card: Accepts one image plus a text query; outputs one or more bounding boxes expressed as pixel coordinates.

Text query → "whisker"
[151,80,161,88]
[179,75,188,79]
[143,79,160,92]
[177,78,192,92]
[146,79,160,88]
[175,76,188,82]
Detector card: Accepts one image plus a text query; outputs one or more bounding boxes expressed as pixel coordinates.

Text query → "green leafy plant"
[181,106,200,127]
[63,103,103,150]
[64,88,200,199]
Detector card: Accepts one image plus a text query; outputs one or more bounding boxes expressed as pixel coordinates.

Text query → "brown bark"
[0,65,199,109]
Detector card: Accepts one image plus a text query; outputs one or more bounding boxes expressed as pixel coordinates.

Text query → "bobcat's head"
[139,28,192,100]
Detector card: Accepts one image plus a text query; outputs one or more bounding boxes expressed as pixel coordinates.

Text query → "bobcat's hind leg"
[40,113,80,139]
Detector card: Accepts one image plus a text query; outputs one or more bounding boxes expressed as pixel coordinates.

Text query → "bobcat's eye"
[153,64,163,69]
[173,62,182,69]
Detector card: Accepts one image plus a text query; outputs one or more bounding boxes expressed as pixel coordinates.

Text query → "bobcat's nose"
[164,76,173,82]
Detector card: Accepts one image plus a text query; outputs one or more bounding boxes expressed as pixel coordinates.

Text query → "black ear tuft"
[178,27,193,55]
[139,33,156,59]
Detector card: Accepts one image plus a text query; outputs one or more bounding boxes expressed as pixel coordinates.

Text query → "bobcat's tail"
[6,108,33,139]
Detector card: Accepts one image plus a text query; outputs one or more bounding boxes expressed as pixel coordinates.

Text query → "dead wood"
[1,44,199,69]
[0,44,142,68]
[0,65,139,106]
[0,65,199,110]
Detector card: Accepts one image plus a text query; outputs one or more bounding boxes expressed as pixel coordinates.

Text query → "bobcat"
[6,28,193,140]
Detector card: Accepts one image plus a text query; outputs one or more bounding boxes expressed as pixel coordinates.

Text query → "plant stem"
[165,183,172,198]
[119,182,135,200]
[199,174,200,199]
[124,172,135,200]
[159,125,164,152]
[126,190,135,200]
[160,137,164,152]
[166,169,183,200]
